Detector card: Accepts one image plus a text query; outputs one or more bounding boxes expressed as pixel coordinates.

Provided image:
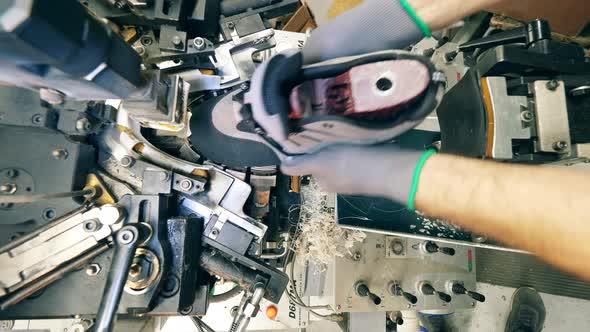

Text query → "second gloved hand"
[281,144,426,205]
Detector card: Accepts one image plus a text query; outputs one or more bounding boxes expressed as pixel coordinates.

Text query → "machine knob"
[424,241,455,256]
[451,283,486,302]
[420,283,452,303]
[355,282,382,305]
[389,282,418,305]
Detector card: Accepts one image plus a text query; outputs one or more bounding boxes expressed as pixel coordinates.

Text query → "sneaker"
[505,287,546,332]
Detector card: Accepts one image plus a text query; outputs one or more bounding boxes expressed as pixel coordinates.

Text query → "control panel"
[330,232,481,312]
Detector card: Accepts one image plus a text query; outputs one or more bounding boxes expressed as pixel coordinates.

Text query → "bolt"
[86,263,101,276]
[119,156,134,168]
[39,88,65,105]
[0,183,16,194]
[129,263,142,277]
[141,36,153,46]
[76,117,91,133]
[521,111,534,122]
[172,35,183,48]
[407,303,411,308]
[134,45,146,56]
[546,80,560,91]
[227,22,235,29]
[211,229,219,237]
[83,219,100,232]
[31,114,44,125]
[553,140,569,151]
[336,304,341,311]
[43,208,56,220]
[471,301,476,307]
[180,306,193,315]
[240,82,249,90]
[119,229,135,244]
[4,169,18,178]
[52,148,68,160]
[193,37,205,50]
[180,179,193,191]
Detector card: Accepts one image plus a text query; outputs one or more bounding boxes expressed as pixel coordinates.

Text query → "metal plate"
[331,232,477,312]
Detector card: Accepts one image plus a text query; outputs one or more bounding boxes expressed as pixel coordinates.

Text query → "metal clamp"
[0,205,125,299]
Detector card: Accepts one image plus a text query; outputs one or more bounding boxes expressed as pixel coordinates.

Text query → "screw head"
[172,36,183,47]
[86,263,101,276]
[31,114,44,125]
[193,37,205,50]
[553,140,569,151]
[52,148,68,160]
[118,229,136,245]
[521,111,534,122]
[141,36,153,46]
[179,179,193,191]
[76,118,91,133]
[230,306,239,317]
[546,80,560,91]
[129,263,143,277]
[134,45,146,56]
[211,229,219,236]
[119,156,134,168]
[227,22,235,29]
[336,304,341,310]
[83,219,100,232]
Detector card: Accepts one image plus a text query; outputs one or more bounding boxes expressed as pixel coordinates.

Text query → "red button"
[266,305,278,320]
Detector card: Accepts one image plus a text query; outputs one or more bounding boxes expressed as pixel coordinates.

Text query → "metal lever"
[389,282,417,305]
[420,282,452,303]
[355,282,382,305]
[95,225,139,332]
[451,283,486,302]
[424,241,455,256]
[459,19,551,53]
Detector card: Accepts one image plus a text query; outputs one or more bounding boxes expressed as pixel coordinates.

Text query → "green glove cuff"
[407,148,437,211]
[400,0,432,38]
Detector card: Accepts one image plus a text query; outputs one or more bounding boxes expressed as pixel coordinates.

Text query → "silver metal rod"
[95,225,139,332]
[0,188,95,204]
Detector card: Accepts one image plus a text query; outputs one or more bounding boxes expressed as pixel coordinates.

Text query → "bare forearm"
[415,154,590,280]
[408,0,506,30]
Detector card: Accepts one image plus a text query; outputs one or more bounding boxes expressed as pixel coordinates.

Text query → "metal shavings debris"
[415,210,463,237]
[293,179,366,269]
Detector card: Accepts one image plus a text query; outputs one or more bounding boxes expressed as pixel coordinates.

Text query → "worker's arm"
[302,0,507,63]
[417,154,590,280]
[408,0,504,31]
[281,146,590,281]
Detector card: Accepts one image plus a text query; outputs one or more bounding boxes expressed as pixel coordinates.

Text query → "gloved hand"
[249,0,429,143]
[281,144,427,205]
